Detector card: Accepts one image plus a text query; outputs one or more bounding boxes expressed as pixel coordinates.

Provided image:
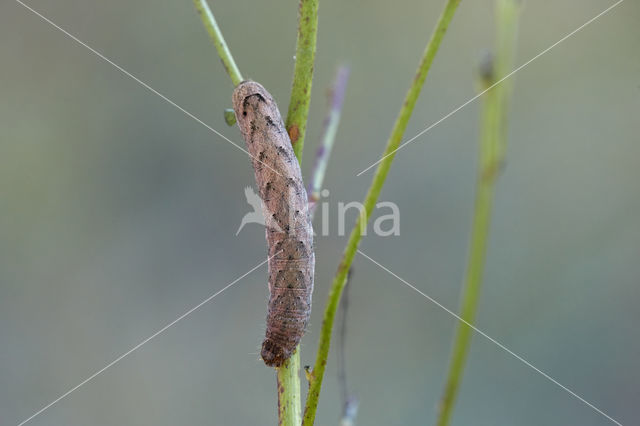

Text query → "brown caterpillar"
[232,81,315,367]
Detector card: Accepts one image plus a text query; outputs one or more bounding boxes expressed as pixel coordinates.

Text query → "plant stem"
[302,1,461,424]
[282,67,351,425]
[436,2,520,425]
[285,0,320,160]
[277,1,320,423]
[194,2,303,423]
[278,67,350,426]
[309,65,350,211]
[193,0,243,86]
[193,1,321,423]
[337,269,359,426]
[277,348,302,425]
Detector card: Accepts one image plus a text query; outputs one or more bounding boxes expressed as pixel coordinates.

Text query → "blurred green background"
[1,0,638,425]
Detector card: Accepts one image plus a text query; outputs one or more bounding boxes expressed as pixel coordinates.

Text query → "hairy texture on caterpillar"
[232,81,315,367]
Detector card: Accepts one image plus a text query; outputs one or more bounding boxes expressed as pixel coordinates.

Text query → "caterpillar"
[232,81,315,367]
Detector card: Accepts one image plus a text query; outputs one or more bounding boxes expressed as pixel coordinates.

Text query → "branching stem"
[436,2,521,425]
[277,0,321,421]
[302,1,462,424]
[193,0,243,86]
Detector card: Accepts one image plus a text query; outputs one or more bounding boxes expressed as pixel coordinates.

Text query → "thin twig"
[309,65,350,215]
[337,268,359,426]
[193,0,244,86]
[277,1,321,422]
[302,2,462,424]
[285,0,320,159]
[436,1,521,425]
[194,2,309,423]
[336,268,351,406]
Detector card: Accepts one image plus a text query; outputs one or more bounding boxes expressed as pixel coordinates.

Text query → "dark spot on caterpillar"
[276,146,290,162]
[262,182,273,200]
[296,240,306,255]
[265,115,276,127]
[242,110,247,116]
[249,121,257,142]
[232,81,314,368]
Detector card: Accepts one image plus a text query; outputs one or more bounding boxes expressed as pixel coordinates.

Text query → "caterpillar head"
[261,337,289,368]
[232,81,278,126]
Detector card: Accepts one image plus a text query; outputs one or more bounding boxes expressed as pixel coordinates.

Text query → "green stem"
[280,67,350,425]
[277,348,302,426]
[436,2,520,425]
[277,1,320,423]
[193,0,244,86]
[302,1,461,424]
[194,2,303,423]
[285,0,320,160]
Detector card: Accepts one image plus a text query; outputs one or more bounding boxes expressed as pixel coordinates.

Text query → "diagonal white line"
[356,249,623,426]
[14,0,284,178]
[16,254,274,426]
[356,0,624,176]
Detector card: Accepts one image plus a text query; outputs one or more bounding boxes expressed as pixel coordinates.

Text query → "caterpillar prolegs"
[232,81,315,367]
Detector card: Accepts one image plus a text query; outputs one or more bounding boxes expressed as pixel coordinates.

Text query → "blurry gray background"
[1,0,638,425]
